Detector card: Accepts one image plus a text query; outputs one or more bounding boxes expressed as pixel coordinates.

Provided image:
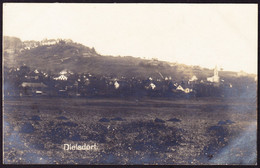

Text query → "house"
[189,75,198,82]
[23,41,40,49]
[20,82,47,96]
[114,81,120,89]
[21,82,47,88]
[36,90,43,94]
[207,66,219,83]
[41,39,60,46]
[54,74,68,81]
[5,49,15,54]
[145,83,156,90]
[150,83,156,90]
[24,47,31,50]
[43,73,48,77]
[60,70,68,75]
[176,85,184,91]
[175,85,192,93]
[188,75,198,84]
[64,39,73,43]
[25,71,41,80]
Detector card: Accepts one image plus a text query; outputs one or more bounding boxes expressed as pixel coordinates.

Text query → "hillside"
[3,36,252,81]
[3,36,23,50]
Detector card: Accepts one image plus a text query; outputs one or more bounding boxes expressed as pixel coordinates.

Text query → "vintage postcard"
[2,3,257,165]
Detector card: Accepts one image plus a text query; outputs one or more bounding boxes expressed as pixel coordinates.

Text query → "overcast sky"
[3,3,257,74]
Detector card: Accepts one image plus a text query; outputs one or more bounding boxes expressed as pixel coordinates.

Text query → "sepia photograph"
[2,3,257,165]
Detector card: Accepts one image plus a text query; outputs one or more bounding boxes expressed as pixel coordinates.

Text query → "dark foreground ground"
[3,97,257,165]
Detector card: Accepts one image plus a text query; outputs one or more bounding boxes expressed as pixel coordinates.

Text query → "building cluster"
[4,65,256,98]
[21,39,74,50]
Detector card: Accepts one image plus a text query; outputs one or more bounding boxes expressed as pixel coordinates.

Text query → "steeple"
[214,65,218,77]
[207,65,220,83]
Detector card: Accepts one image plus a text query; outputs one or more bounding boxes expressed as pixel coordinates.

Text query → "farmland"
[3,97,257,164]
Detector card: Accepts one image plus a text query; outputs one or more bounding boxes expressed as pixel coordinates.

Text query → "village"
[3,65,256,99]
[3,36,257,100]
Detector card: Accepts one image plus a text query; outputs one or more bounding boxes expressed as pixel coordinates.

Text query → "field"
[3,97,257,165]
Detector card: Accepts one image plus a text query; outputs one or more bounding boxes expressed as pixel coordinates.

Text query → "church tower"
[214,65,218,77]
[213,66,219,83]
[207,65,220,83]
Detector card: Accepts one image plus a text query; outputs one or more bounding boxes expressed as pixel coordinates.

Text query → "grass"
[3,97,257,164]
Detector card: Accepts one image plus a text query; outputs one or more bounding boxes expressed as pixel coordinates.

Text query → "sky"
[3,3,258,74]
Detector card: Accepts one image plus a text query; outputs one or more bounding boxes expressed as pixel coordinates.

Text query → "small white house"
[189,75,198,82]
[145,83,156,90]
[54,74,68,81]
[114,81,120,89]
[176,85,184,91]
[207,76,219,83]
[36,90,43,94]
[41,39,59,46]
[60,70,68,75]
[149,83,156,90]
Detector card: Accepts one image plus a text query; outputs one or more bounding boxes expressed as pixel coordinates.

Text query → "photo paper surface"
[3,3,257,165]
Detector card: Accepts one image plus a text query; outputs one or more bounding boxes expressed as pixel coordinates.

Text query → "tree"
[91,47,96,54]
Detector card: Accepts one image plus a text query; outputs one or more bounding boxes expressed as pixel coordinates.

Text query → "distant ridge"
[3,36,255,81]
